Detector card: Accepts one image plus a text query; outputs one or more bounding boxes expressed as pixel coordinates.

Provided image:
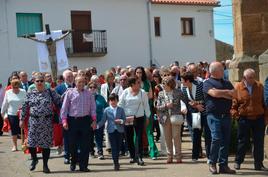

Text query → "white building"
[0,0,219,84]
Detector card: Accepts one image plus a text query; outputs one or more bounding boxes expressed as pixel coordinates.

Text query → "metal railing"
[65,30,107,57]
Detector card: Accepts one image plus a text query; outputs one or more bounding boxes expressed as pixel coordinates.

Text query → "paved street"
[0,132,267,177]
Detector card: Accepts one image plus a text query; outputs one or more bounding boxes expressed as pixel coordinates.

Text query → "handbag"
[170,114,184,125]
[192,112,201,129]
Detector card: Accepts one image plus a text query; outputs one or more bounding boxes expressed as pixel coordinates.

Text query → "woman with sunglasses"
[88,81,108,159]
[1,79,26,151]
[20,72,61,173]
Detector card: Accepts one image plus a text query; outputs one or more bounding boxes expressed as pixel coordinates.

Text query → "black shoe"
[255,164,268,171]
[219,166,236,174]
[209,164,217,175]
[0,131,3,136]
[43,165,50,173]
[114,164,120,171]
[70,164,76,171]
[79,168,90,172]
[129,158,136,164]
[64,158,70,164]
[29,160,38,171]
[137,158,145,166]
[234,163,240,170]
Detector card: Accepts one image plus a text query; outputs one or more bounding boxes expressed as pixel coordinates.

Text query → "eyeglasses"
[35,80,44,83]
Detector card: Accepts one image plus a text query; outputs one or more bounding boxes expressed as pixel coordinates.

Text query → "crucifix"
[23,24,71,82]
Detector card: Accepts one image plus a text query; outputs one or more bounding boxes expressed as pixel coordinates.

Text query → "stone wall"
[233,0,268,57]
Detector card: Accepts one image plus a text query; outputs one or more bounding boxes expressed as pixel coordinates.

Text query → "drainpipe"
[147,0,153,67]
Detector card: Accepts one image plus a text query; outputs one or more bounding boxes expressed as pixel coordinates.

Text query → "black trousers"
[68,116,93,170]
[235,116,265,166]
[125,116,145,159]
[109,130,123,164]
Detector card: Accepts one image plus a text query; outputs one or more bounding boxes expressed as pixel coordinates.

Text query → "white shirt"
[1,89,26,116]
[118,88,151,118]
[110,105,118,118]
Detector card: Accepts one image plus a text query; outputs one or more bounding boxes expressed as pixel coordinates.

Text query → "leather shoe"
[129,158,136,163]
[29,159,38,171]
[209,164,217,174]
[70,164,76,171]
[255,164,268,171]
[79,168,91,172]
[234,163,240,170]
[137,158,145,166]
[43,165,50,173]
[219,166,236,174]
[64,158,70,164]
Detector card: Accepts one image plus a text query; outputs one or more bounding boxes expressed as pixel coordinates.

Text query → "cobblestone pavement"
[0,132,267,177]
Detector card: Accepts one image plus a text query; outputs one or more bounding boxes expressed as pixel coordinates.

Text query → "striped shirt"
[61,88,96,124]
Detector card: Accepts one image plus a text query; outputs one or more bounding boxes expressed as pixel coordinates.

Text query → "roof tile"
[151,0,220,6]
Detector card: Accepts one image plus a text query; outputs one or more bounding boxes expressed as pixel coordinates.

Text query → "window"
[181,18,194,36]
[154,17,161,37]
[16,13,43,37]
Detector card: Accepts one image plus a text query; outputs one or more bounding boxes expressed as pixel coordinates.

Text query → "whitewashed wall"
[151,4,216,66]
[0,0,216,85]
[0,0,11,85]
[0,0,150,84]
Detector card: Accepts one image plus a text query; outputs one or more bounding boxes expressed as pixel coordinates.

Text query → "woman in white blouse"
[118,76,151,166]
[1,79,26,151]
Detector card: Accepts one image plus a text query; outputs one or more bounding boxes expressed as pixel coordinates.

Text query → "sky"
[213,0,233,45]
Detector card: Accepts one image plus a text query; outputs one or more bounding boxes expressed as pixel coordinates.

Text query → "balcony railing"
[65,30,107,57]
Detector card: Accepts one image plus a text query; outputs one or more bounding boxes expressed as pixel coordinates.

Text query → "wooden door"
[71,11,93,53]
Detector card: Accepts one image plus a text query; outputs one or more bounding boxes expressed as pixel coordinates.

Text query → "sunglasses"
[120,79,127,81]
[35,80,44,83]
[89,86,97,89]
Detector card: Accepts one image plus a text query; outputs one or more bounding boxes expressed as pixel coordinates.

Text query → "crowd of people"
[0,61,267,174]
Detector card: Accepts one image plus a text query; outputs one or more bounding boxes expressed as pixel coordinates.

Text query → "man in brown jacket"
[231,68,268,171]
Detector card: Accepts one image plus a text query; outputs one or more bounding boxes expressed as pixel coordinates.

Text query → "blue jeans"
[94,126,104,155]
[207,113,231,167]
[63,129,70,160]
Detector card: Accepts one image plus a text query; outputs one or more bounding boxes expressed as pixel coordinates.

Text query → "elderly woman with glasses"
[19,72,61,173]
[1,79,26,151]
[156,76,187,164]
[88,81,108,159]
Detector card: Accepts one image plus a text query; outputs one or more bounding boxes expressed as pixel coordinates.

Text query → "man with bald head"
[231,68,267,171]
[19,71,32,91]
[187,63,203,82]
[170,65,181,81]
[203,61,236,174]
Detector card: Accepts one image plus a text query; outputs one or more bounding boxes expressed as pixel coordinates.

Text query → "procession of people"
[0,61,268,174]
